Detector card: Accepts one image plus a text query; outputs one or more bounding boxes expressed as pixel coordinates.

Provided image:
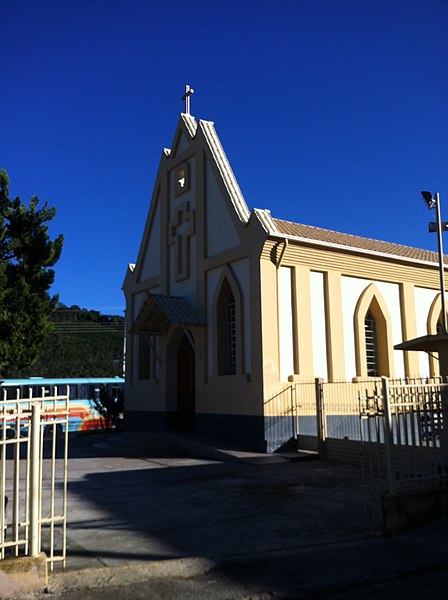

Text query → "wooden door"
[176,335,195,430]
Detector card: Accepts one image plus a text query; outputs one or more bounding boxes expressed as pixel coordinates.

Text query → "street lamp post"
[422,191,448,335]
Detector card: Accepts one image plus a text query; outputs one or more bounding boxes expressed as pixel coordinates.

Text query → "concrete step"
[277,449,319,461]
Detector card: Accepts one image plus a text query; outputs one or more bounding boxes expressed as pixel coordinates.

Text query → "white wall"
[414,286,439,375]
[207,269,220,376]
[131,292,146,382]
[206,163,241,256]
[231,259,251,373]
[310,271,328,380]
[278,267,295,381]
[168,244,197,303]
[175,131,191,155]
[141,197,161,280]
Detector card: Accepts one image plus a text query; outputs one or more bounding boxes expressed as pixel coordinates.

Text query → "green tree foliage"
[9,305,125,378]
[0,170,63,376]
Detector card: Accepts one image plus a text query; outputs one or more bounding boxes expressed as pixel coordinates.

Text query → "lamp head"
[421,191,436,210]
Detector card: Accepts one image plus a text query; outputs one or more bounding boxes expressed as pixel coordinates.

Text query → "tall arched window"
[225,290,237,375]
[217,280,237,375]
[427,295,448,376]
[354,284,394,378]
[214,268,245,376]
[365,310,379,377]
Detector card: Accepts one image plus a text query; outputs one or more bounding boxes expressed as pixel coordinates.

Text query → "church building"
[123,110,445,451]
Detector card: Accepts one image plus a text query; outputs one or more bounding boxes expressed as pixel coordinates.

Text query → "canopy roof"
[130,294,205,335]
[395,333,448,353]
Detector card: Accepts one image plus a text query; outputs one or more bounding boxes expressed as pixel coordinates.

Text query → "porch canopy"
[394,333,448,353]
[395,333,448,377]
[130,294,205,335]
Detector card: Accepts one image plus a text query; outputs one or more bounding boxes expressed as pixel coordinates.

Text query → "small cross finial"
[181,84,194,114]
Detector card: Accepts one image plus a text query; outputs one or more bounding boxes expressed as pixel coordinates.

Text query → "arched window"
[217,281,237,375]
[427,295,448,336]
[214,269,244,376]
[427,294,448,376]
[137,333,159,381]
[364,310,379,377]
[226,291,237,373]
[354,284,394,378]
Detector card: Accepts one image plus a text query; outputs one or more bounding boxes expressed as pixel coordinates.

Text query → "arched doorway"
[175,334,196,430]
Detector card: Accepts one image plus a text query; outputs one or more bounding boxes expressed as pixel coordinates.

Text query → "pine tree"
[0,170,63,376]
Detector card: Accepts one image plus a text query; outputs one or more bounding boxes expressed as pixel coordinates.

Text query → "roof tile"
[273,218,444,265]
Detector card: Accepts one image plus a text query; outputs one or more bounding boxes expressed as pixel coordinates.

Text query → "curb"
[48,557,216,593]
[96,431,288,465]
[0,553,47,599]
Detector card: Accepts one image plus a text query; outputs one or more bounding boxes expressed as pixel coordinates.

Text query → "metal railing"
[265,377,448,461]
[264,379,382,453]
[264,385,298,452]
[359,377,448,495]
[0,386,69,570]
[264,377,448,532]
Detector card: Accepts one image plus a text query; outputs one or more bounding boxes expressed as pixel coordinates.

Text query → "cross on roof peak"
[181,84,194,114]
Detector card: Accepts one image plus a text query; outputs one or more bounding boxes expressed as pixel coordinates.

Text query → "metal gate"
[0,385,69,570]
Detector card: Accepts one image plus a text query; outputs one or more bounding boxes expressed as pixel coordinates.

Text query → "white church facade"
[123,112,446,451]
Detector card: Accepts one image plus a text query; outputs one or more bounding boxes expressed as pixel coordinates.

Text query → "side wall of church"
[260,239,444,397]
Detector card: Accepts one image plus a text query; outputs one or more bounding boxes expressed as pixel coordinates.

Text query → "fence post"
[381,377,396,495]
[315,378,326,456]
[292,385,299,444]
[30,403,41,557]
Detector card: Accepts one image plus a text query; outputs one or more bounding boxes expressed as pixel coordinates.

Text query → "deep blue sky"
[2,0,447,315]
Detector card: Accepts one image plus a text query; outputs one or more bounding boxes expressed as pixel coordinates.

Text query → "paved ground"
[16,431,448,599]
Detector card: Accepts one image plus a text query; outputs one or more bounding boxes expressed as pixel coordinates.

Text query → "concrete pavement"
[15,431,448,598]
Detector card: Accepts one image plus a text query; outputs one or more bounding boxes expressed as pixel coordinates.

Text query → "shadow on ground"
[64,432,365,564]
[39,432,448,599]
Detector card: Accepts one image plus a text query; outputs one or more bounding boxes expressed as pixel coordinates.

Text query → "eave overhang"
[266,232,443,270]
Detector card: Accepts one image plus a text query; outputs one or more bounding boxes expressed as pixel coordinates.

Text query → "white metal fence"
[0,386,69,570]
[265,377,448,466]
[264,377,448,531]
[264,379,377,456]
[359,377,448,495]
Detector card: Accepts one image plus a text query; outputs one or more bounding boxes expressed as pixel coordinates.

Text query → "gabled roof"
[258,215,443,267]
[165,114,250,223]
[130,294,205,335]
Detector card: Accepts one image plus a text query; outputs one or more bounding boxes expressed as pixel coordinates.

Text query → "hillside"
[9,305,125,378]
